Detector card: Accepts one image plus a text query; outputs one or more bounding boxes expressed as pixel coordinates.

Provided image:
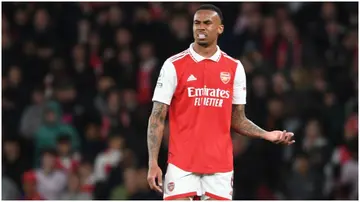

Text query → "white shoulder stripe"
[222,53,239,63]
[169,49,189,62]
[169,49,188,59]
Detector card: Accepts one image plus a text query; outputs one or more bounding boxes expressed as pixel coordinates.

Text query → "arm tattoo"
[231,104,267,138]
[147,101,168,166]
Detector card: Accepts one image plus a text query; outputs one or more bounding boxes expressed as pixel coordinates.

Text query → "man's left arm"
[231,60,294,145]
[231,104,295,145]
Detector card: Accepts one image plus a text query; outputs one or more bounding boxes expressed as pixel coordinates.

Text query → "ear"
[218,24,224,35]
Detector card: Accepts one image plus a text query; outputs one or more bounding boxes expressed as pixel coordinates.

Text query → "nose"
[196,22,206,30]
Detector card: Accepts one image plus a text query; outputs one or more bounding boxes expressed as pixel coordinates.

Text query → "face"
[193,9,223,47]
[57,141,70,156]
[45,110,56,123]
[294,156,309,174]
[68,174,80,192]
[4,141,19,160]
[42,153,55,170]
[305,120,321,140]
[85,124,99,140]
[32,90,44,104]
[34,9,49,29]
[109,136,124,150]
[116,28,131,46]
[138,43,154,60]
[8,66,22,84]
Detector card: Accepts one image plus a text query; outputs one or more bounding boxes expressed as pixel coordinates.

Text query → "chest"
[179,60,235,92]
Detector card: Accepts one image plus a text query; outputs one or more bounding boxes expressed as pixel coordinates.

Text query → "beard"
[196,40,210,47]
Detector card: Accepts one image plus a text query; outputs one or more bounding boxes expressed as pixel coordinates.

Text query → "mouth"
[196,33,207,39]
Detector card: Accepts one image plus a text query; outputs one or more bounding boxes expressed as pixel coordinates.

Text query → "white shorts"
[163,163,233,200]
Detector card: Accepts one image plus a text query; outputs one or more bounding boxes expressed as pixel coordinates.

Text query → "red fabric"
[23,194,43,200]
[256,185,276,199]
[23,171,37,182]
[55,157,80,173]
[81,184,95,193]
[90,53,103,75]
[205,192,231,200]
[262,36,276,60]
[339,146,351,165]
[105,163,113,174]
[137,65,153,104]
[345,114,358,135]
[165,53,238,173]
[276,38,301,69]
[101,116,111,138]
[150,6,163,20]
[164,192,197,200]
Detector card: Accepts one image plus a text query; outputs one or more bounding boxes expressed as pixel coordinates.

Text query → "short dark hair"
[195,4,224,24]
[57,134,71,144]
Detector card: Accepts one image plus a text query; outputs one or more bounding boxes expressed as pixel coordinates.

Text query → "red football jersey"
[152,44,247,173]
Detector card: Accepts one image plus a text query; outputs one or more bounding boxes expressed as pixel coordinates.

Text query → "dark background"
[2,2,358,200]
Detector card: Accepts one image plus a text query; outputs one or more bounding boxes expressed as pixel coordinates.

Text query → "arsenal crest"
[220,72,231,84]
[167,182,175,192]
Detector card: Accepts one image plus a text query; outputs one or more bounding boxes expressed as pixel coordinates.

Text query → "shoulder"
[167,49,190,63]
[221,51,242,66]
[160,49,190,76]
[221,51,245,76]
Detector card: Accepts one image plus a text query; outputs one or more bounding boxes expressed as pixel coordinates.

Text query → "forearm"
[231,104,267,139]
[147,116,165,166]
[231,117,267,139]
[147,102,168,166]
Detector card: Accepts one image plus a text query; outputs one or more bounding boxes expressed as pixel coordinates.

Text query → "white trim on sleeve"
[232,60,247,104]
[152,59,178,105]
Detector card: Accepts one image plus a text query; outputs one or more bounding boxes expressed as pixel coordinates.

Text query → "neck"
[192,42,218,58]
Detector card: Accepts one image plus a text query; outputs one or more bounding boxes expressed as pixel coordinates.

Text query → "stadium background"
[2,2,358,200]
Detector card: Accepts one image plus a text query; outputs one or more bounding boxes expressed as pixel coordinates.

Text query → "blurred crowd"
[2,2,358,200]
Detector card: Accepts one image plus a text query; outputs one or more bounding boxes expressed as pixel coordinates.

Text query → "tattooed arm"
[147,101,169,166]
[231,104,267,139]
[231,104,295,144]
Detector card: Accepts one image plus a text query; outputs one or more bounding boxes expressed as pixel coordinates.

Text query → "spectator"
[78,161,96,194]
[81,122,106,164]
[20,87,46,138]
[35,149,67,200]
[2,136,30,191]
[55,135,81,173]
[21,171,42,200]
[2,176,20,200]
[60,173,92,200]
[94,134,125,182]
[33,101,80,165]
[285,153,323,199]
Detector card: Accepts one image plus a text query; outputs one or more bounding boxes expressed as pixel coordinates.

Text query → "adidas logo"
[187,74,197,82]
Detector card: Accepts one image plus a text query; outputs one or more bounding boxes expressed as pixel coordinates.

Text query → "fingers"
[274,130,286,144]
[147,175,157,191]
[157,171,163,188]
[283,131,295,145]
[156,171,163,193]
[147,171,163,193]
[275,131,295,145]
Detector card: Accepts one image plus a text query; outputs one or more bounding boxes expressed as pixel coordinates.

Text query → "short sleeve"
[232,60,247,104]
[152,59,178,105]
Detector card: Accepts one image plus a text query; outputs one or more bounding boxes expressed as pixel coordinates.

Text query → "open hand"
[264,130,295,145]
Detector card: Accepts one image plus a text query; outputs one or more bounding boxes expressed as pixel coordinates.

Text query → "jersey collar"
[189,43,222,63]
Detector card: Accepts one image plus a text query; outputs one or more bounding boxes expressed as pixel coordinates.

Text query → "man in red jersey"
[147,4,295,200]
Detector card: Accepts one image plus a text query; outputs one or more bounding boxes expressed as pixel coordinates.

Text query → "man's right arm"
[147,101,169,166]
